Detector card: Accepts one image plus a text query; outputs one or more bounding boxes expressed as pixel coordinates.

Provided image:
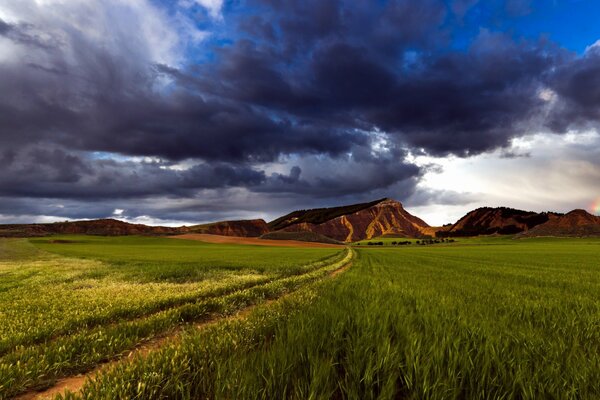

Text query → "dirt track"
[15,252,353,400]
[172,233,344,248]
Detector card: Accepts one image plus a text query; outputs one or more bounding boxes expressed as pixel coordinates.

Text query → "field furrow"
[0,241,352,400]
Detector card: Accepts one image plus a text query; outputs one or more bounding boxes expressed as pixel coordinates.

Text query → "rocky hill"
[519,209,600,237]
[269,198,430,242]
[437,207,556,237]
[0,219,181,237]
[188,219,269,237]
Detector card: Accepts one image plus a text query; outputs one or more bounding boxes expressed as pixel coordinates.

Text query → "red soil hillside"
[0,219,181,237]
[187,219,269,237]
[0,218,271,238]
[269,198,430,242]
[437,207,557,237]
[519,209,600,237]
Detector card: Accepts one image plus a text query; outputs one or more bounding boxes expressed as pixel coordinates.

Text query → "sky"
[0,0,599,226]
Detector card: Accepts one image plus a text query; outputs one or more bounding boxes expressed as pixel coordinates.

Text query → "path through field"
[12,249,353,400]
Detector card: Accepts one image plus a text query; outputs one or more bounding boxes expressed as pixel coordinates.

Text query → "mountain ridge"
[0,200,598,240]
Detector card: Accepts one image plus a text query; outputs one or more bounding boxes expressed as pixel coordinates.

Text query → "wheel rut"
[13,250,354,400]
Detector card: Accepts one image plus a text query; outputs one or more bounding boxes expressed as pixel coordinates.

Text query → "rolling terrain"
[3,223,600,398]
[1,199,599,242]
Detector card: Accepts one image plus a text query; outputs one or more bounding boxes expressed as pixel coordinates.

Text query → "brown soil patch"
[172,233,344,248]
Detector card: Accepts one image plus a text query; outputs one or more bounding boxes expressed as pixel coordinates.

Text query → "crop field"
[2,236,600,399]
[0,236,346,399]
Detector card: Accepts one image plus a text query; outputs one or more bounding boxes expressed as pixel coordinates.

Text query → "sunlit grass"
[0,237,345,398]
[66,237,600,399]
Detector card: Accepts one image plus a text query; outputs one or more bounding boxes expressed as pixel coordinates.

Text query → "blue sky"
[457,0,600,53]
[162,0,600,57]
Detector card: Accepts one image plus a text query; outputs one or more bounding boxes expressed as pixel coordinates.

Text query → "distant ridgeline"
[435,207,559,237]
[1,200,599,241]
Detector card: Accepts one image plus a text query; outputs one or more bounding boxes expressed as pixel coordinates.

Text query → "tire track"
[13,250,354,400]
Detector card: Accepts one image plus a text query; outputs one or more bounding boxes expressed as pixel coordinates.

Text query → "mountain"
[268,198,430,242]
[519,209,600,237]
[437,207,556,237]
[187,219,269,237]
[0,219,181,237]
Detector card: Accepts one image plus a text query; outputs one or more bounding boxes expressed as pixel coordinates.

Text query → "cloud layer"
[0,0,599,223]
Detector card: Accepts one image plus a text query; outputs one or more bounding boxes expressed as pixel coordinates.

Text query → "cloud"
[194,0,224,18]
[0,146,267,199]
[1,0,600,224]
[547,46,600,133]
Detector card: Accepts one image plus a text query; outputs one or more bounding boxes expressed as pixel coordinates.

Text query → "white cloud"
[538,87,557,103]
[0,214,73,224]
[410,131,600,225]
[178,0,223,19]
[585,39,600,53]
[194,0,223,19]
[0,0,211,67]
[113,214,192,227]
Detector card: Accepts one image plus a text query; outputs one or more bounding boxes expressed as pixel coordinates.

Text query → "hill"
[269,198,430,242]
[519,209,600,237]
[188,219,269,237]
[0,219,181,237]
[437,207,556,237]
[0,218,271,238]
[268,198,386,231]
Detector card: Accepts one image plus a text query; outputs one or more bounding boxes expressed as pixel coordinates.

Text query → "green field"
[2,236,600,399]
[0,236,345,399]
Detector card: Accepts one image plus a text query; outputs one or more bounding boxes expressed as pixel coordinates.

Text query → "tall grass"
[67,238,600,399]
[0,237,346,399]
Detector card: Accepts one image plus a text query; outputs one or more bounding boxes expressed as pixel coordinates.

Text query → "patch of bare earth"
[172,233,344,248]
[13,259,352,400]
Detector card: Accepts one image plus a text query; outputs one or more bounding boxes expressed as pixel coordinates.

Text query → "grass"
[63,236,600,399]
[31,235,339,280]
[352,234,521,246]
[0,236,344,398]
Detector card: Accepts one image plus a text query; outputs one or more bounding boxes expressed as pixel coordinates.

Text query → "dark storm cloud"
[1,0,600,222]
[0,146,267,199]
[258,148,422,198]
[547,46,600,133]
[194,2,568,157]
[0,1,576,163]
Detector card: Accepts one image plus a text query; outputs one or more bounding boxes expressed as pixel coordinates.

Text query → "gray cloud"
[0,0,599,223]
